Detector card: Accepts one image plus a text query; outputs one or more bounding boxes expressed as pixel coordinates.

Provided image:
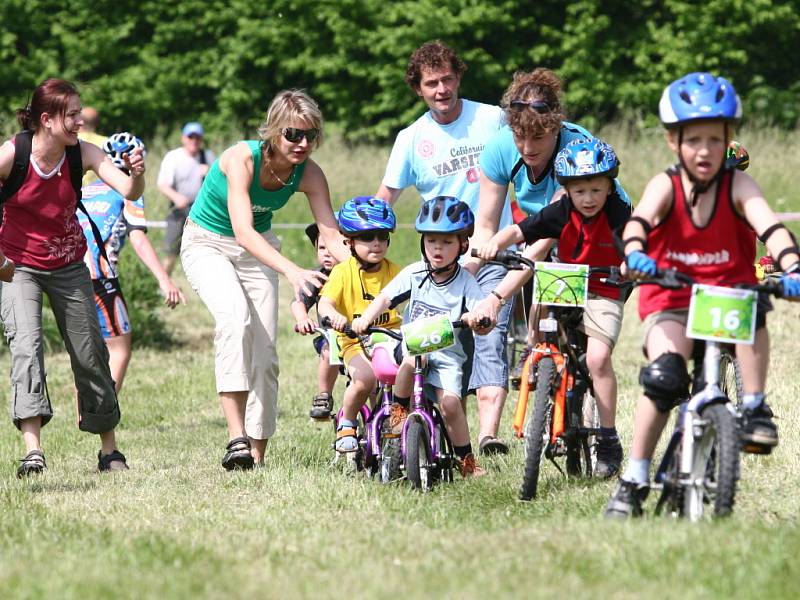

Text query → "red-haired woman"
[0,78,145,477]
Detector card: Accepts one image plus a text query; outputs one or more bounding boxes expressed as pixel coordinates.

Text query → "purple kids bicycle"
[327,315,487,491]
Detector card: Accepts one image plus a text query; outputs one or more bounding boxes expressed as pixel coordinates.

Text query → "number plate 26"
[401,314,456,356]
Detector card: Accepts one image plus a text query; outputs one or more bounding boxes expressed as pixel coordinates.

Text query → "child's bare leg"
[736,327,778,448]
[341,354,374,421]
[736,327,769,394]
[319,346,339,394]
[393,356,417,399]
[629,320,692,467]
[586,336,617,428]
[438,389,470,446]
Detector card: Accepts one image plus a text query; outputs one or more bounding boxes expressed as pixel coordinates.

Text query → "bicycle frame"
[400,354,447,464]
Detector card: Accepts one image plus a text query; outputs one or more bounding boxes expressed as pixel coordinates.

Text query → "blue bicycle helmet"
[659,72,742,128]
[103,132,146,169]
[338,196,396,236]
[415,196,475,237]
[554,138,620,184]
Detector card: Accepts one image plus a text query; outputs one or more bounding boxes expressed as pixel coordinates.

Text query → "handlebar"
[472,248,629,288]
[319,316,491,340]
[635,267,784,297]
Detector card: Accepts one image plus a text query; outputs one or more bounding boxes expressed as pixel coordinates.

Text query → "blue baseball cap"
[182,122,204,137]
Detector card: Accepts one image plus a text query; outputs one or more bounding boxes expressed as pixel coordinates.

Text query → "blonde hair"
[257,89,324,155]
[501,69,566,138]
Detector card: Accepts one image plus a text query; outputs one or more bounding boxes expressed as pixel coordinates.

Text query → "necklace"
[267,161,290,186]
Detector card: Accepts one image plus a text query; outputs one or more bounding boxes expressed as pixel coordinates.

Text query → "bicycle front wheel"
[519,357,555,501]
[686,402,739,519]
[405,418,434,491]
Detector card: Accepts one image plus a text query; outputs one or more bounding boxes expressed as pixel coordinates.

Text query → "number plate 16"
[401,314,456,356]
[687,284,757,345]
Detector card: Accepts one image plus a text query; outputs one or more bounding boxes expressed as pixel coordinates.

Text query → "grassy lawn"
[1,126,799,599]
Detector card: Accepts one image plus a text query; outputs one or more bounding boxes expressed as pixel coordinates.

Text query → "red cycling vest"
[638,166,756,320]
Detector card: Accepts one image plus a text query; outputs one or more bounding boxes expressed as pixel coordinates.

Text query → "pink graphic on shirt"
[466,167,479,183]
[417,139,434,159]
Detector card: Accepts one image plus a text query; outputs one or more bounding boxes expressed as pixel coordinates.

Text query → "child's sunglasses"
[282,127,319,143]
[354,231,390,242]
[509,100,552,114]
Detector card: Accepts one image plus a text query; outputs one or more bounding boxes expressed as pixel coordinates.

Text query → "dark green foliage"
[0,0,797,141]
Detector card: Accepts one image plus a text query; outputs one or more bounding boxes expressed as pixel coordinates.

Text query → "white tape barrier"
[146,213,800,229]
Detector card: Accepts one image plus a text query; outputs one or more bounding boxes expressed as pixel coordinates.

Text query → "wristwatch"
[491,290,507,306]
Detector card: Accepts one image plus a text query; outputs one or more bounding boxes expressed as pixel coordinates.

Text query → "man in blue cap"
[157,121,216,275]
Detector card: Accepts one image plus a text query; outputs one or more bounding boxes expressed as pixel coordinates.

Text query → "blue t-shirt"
[382,261,485,361]
[480,123,631,216]
[381,99,513,230]
[78,180,147,279]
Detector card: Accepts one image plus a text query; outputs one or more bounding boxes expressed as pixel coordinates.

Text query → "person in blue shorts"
[467,69,630,408]
[374,40,512,455]
[353,197,494,477]
[79,132,185,393]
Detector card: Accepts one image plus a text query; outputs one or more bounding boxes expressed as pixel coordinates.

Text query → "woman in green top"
[181,89,348,470]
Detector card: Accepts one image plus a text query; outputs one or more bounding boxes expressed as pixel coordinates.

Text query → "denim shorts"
[464,262,514,394]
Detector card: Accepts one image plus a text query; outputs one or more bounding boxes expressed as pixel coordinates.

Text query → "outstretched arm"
[127,229,186,308]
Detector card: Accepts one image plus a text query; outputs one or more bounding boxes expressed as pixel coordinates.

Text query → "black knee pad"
[639,352,691,413]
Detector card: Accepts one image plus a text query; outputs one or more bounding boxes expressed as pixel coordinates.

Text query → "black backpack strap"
[65,141,83,202]
[0,130,34,205]
[76,200,112,270]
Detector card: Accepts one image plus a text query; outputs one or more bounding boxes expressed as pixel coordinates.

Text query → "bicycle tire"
[406,418,434,491]
[654,432,684,518]
[580,389,600,477]
[378,436,402,483]
[719,349,744,409]
[519,357,556,501]
[686,402,739,519]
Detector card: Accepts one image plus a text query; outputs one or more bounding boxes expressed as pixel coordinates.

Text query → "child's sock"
[392,395,410,409]
[741,392,766,411]
[599,426,618,440]
[454,444,473,460]
[622,458,651,484]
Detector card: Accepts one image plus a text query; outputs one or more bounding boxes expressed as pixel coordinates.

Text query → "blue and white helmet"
[659,72,742,128]
[554,138,620,184]
[338,196,396,236]
[415,196,475,237]
[103,132,146,169]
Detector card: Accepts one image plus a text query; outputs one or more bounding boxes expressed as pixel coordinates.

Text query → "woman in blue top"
[180,89,348,471]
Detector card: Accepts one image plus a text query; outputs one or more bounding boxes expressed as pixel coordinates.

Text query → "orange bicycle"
[491,251,628,500]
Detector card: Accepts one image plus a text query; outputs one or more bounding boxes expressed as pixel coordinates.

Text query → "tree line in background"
[1,0,798,141]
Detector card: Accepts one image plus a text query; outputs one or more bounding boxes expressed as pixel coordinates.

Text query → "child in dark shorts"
[291,222,341,420]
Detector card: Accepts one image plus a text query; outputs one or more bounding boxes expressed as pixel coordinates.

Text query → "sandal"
[17,449,47,479]
[479,436,509,456]
[98,449,129,472]
[335,420,359,453]
[222,436,254,471]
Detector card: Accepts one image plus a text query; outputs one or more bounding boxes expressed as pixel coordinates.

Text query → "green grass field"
[1,127,800,599]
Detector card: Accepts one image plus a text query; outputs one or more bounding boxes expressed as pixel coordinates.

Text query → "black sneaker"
[594,436,623,479]
[17,449,47,479]
[740,403,778,453]
[309,393,334,420]
[604,479,649,519]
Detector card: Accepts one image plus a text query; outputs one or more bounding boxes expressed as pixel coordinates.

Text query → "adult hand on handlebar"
[625,250,657,279]
[351,316,370,336]
[294,318,318,335]
[286,266,327,301]
[462,311,495,335]
[473,243,500,262]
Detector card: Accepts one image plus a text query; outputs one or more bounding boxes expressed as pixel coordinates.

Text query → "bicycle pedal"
[742,442,773,455]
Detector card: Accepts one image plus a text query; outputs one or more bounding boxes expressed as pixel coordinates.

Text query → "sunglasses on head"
[282,127,319,143]
[354,231,390,243]
[509,100,552,114]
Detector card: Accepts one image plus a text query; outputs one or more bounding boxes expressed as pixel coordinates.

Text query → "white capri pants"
[181,220,280,439]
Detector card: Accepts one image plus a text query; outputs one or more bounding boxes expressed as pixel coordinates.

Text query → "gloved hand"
[780,271,800,298]
[626,250,657,277]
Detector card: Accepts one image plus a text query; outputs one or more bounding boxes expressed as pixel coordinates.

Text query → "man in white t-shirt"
[157,122,215,275]
[375,41,513,455]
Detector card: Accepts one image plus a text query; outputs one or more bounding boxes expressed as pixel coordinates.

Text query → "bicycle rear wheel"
[519,357,555,501]
[686,402,739,519]
[719,348,744,409]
